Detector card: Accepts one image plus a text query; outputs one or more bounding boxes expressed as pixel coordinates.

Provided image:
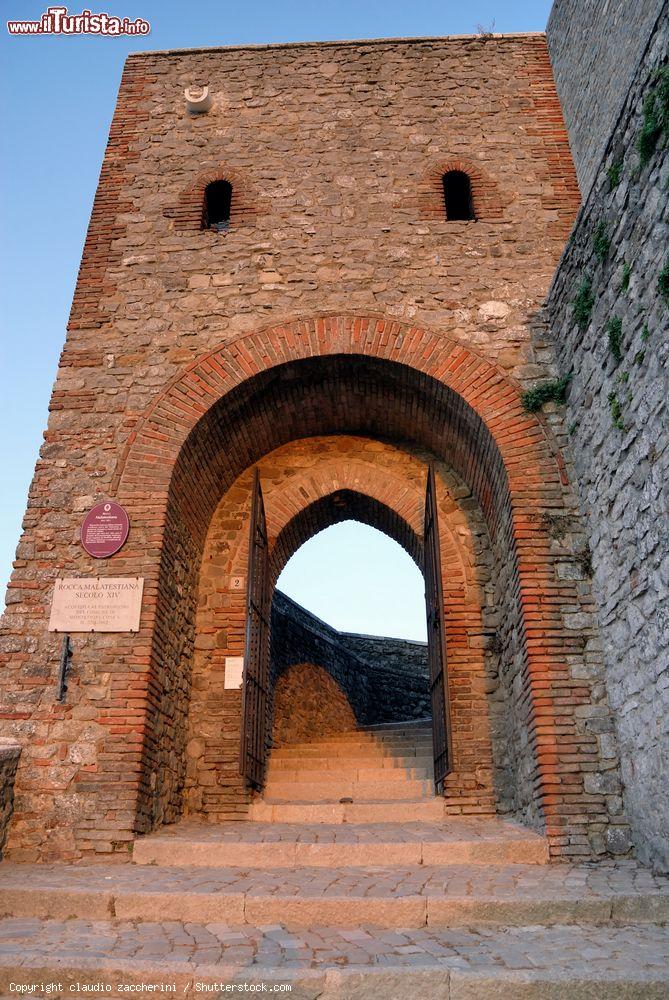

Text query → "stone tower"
[0,31,639,865]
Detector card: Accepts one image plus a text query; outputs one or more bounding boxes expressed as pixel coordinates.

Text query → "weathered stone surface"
[547,0,664,197]
[1,856,667,928]
[1,918,668,998]
[0,739,20,860]
[272,662,359,746]
[546,9,669,872]
[131,815,549,868]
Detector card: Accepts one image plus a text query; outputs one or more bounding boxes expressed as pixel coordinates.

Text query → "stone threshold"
[132,817,549,867]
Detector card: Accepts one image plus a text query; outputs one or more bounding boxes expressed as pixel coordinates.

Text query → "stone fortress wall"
[546,2,669,870]
[0,19,659,866]
[270,590,430,743]
[546,0,666,197]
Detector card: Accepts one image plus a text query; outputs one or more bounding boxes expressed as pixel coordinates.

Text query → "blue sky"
[0,0,552,638]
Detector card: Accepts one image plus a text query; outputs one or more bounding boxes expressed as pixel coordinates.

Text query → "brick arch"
[219,444,479,617]
[266,488,494,805]
[110,314,604,858]
[167,164,264,232]
[414,158,505,221]
[186,441,496,820]
[269,489,423,579]
[113,314,564,514]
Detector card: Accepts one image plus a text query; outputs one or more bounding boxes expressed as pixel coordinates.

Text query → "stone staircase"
[251,720,444,822]
[0,721,667,996]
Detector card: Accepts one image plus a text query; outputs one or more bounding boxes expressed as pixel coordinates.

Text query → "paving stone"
[1,858,666,929]
[0,917,667,998]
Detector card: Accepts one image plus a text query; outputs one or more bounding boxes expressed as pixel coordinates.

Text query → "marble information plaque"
[48,577,144,633]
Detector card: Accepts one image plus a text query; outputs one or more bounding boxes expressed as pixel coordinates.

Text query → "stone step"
[268,753,435,772]
[265,764,432,782]
[1,917,667,999]
[279,732,434,747]
[1,860,667,929]
[248,797,448,823]
[261,778,434,801]
[132,818,550,867]
[271,742,434,759]
[359,719,433,731]
[295,727,433,743]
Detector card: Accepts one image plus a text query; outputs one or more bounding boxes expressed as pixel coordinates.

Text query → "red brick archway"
[108,314,604,858]
[185,438,496,821]
[114,313,566,503]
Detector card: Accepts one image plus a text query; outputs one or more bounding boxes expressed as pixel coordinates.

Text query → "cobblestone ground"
[0,859,667,903]
[0,917,667,975]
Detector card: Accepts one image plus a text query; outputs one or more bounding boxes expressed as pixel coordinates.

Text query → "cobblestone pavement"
[0,859,667,903]
[0,917,667,975]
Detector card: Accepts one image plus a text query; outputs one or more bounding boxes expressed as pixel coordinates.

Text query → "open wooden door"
[424,463,453,793]
[239,468,271,791]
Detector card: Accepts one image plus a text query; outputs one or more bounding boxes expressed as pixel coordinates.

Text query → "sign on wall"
[81,502,130,558]
[48,578,144,633]
[224,656,244,689]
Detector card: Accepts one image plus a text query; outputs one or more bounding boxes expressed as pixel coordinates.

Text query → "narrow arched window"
[443,171,475,221]
[203,180,232,232]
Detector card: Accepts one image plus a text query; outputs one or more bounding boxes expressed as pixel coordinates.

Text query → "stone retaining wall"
[547,0,665,197]
[271,662,359,746]
[546,9,668,870]
[270,591,430,731]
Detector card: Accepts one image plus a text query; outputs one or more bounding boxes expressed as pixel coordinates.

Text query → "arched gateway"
[0,35,631,871]
[3,23,668,991]
[51,312,608,860]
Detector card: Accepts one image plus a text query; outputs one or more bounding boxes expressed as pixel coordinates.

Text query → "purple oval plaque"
[81,502,130,559]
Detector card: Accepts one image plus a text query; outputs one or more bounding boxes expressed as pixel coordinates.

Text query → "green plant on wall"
[607,158,623,188]
[521,374,572,413]
[593,221,611,263]
[659,258,669,304]
[607,316,624,364]
[608,391,625,431]
[621,262,631,292]
[637,66,669,166]
[573,276,594,329]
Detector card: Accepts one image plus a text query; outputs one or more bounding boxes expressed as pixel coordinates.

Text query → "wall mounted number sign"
[81,502,130,558]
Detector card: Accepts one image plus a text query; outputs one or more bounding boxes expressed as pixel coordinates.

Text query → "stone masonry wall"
[546,11,668,869]
[338,632,430,694]
[0,34,627,859]
[547,0,665,197]
[272,663,358,746]
[0,740,21,860]
[270,591,430,728]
